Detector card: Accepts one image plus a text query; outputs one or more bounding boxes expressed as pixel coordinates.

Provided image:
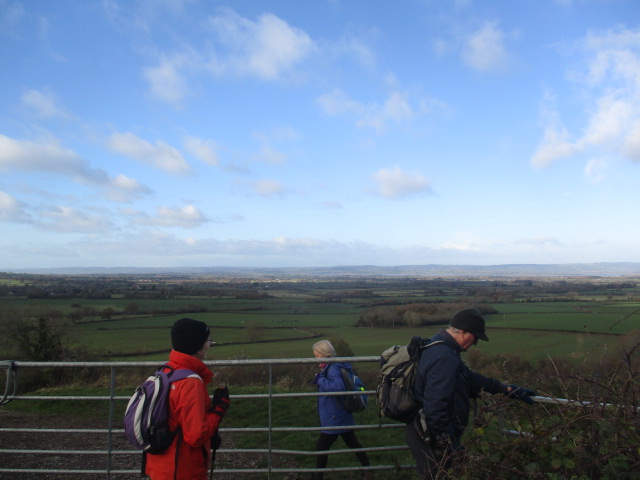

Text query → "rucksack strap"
[407,336,423,359]
[160,363,201,381]
[419,339,445,352]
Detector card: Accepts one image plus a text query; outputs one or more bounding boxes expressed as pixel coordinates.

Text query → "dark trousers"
[314,430,370,478]
[405,416,451,480]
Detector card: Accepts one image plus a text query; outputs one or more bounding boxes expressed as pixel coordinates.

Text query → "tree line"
[354,302,498,328]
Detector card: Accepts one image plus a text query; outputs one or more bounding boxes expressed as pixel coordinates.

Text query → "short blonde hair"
[313,339,335,358]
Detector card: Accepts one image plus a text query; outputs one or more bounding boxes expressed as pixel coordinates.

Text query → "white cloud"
[108,132,191,174]
[126,204,209,229]
[0,0,25,33]
[102,0,195,38]
[334,35,376,69]
[512,236,564,248]
[252,125,300,143]
[462,21,509,72]
[383,91,416,122]
[106,174,153,202]
[369,166,431,199]
[0,228,632,269]
[0,134,152,201]
[39,206,113,233]
[584,157,608,183]
[577,29,640,163]
[433,38,451,58]
[0,190,31,222]
[143,52,194,104]
[140,9,313,103]
[21,88,70,118]
[110,174,148,192]
[208,8,314,79]
[0,134,98,178]
[316,88,362,115]
[256,144,287,165]
[582,28,640,87]
[250,127,297,164]
[533,27,640,168]
[155,205,208,228]
[252,179,286,198]
[317,88,425,134]
[184,136,219,166]
[531,123,580,168]
[623,120,640,161]
[582,95,633,147]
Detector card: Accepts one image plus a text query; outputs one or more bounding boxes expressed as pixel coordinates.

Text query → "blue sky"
[1,0,639,270]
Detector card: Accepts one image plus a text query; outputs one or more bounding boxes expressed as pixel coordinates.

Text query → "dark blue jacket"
[413,329,507,445]
[315,362,354,434]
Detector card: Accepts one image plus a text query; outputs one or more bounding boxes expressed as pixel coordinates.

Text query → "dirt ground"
[0,408,278,480]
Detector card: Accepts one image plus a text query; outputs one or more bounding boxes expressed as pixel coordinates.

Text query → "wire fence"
[0,357,606,479]
[0,357,410,478]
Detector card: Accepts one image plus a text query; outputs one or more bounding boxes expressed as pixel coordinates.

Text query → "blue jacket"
[413,329,507,446]
[315,362,354,434]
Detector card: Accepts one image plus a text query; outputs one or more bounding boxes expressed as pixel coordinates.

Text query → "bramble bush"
[454,336,640,480]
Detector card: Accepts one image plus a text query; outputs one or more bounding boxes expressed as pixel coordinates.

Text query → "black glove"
[311,373,322,385]
[211,431,222,451]
[211,385,230,418]
[507,384,536,404]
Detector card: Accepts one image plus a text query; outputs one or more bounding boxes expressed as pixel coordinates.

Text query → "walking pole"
[209,431,221,480]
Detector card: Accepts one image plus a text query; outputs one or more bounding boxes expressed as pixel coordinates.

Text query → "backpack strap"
[161,363,202,383]
[419,339,445,351]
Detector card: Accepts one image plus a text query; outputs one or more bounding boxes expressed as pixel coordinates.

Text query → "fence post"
[268,362,273,480]
[107,366,116,479]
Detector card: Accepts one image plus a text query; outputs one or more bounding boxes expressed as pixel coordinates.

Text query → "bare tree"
[246,319,265,343]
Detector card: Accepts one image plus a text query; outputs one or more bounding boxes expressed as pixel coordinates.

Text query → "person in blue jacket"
[406,308,537,479]
[311,339,371,480]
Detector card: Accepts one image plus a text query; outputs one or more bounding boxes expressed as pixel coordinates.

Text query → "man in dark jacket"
[406,308,536,479]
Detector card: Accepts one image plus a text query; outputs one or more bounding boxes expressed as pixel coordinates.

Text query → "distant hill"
[4,262,640,277]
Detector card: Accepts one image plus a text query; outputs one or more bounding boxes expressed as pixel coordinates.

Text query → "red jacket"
[145,350,222,480]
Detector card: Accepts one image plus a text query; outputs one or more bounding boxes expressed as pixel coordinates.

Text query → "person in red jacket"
[146,318,230,480]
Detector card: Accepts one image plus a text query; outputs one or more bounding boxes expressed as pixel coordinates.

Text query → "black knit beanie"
[450,308,489,341]
[171,318,210,355]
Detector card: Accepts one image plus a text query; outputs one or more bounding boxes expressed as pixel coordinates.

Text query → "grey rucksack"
[376,336,444,423]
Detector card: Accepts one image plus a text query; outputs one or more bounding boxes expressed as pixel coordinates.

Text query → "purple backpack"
[124,364,199,454]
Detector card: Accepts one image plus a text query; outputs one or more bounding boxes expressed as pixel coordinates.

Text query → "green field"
[2,273,639,369]
[3,274,639,364]
[75,303,638,364]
